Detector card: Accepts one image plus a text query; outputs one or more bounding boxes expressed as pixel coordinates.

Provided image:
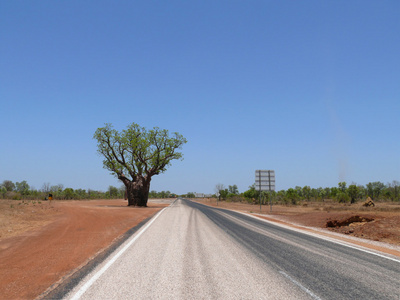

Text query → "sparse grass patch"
[0,200,59,240]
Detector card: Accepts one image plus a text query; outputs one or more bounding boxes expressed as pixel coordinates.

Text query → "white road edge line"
[68,206,168,300]
[192,201,400,263]
[279,271,322,300]
[235,210,400,263]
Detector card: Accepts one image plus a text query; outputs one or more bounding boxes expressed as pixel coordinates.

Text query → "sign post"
[255,170,275,212]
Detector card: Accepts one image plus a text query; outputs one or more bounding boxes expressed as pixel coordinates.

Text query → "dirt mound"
[363,197,375,207]
[326,215,374,228]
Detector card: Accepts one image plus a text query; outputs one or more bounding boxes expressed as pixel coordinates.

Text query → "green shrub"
[336,192,350,203]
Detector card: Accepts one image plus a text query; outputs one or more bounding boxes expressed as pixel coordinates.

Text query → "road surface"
[62,199,400,299]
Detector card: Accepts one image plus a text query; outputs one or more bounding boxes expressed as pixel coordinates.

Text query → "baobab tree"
[94,122,187,206]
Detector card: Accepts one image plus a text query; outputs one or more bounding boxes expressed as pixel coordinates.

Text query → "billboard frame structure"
[255,170,275,212]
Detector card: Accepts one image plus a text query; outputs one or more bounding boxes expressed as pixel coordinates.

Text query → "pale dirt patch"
[0,200,61,241]
[0,199,168,300]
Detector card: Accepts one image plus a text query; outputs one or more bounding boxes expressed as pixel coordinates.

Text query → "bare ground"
[0,199,168,300]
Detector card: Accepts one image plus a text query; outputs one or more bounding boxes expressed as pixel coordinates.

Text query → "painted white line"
[279,271,322,300]
[234,210,400,263]
[69,207,168,300]
[191,201,400,263]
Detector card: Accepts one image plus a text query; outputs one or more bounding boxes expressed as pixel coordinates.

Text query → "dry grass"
[0,200,60,240]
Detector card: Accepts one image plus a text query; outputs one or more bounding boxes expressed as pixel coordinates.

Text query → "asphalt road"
[63,199,400,300]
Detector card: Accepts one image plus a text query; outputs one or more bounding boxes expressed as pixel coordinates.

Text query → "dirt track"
[0,199,168,299]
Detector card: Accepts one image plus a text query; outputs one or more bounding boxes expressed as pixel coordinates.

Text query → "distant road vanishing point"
[62,199,400,300]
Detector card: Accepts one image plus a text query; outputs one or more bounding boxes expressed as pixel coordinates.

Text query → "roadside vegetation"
[0,180,127,200]
[1,179,399,205]
[0,179,182,201]
[214,181,400,205]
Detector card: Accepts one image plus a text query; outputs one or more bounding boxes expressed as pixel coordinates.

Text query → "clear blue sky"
[1,1,399,195]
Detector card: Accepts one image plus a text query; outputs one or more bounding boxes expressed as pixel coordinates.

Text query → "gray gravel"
[63,199,313,299]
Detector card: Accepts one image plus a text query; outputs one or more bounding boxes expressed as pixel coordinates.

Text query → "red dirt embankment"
[0,199,167,300]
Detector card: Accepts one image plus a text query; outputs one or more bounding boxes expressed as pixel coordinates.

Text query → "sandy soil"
[0,199,168,300]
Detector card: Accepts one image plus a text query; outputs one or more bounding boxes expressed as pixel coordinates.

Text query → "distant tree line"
[0,179,186,201]
[215,181,400,204]
[148,190,177,198]
[0,180,127,200]
[2,179,399,204]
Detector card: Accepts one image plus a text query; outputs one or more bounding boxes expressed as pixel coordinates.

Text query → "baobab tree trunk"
[121,175,150,207]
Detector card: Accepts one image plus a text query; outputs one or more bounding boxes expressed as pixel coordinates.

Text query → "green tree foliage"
[93,122,187,206]
[63,188,76,200]
[75,189,87,199]
[336,192,350,203]
[243,185,259,201]
[347,185,359,204]
[240,180,400,205]
[15,181,30,195]
[366,182,386,200]
[228,185,239,195]
[330,187,339,198]
[338,182,347,193]
[108,186,119,198]
[302,186,311,201]
[2,180,15,191]
[149,190,172,198]
[0,186,6,198]
[286,188,298,204]
[219,189,229,199]
[387,181,400,201]
[295,186,303,198]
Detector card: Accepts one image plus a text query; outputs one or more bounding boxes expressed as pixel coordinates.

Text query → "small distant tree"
[51,184,64,193]
[330,187,339,198]
[295,186,303,198]
[302,186,311,201]
[366,181,385,200]
[316,187,326,201]
[336,192,350,203]
[276,190,287,204]
[219,189,229,200]
[75,189,87,199]
[108,186,119,198]
[94,123,187,207]
[387,181,400,201]
[2,180,15,192]
[15,181,30,195]
[286,188,298,204]
[149,190,158,198]
[63,188,76,200]
[347,185,359,204]
[228,184,239,195]
[338,182,347,193]
[243,185,259,202]
[0,186,6,198]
